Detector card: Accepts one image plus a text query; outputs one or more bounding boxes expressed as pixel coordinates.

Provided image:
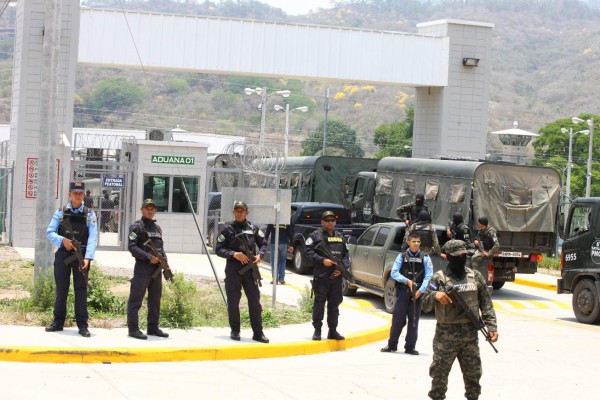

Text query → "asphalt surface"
[0,247,559,364]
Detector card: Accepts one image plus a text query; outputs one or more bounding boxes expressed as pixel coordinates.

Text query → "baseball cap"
[443,240,468,256]
[142,198,156,208]
[69,182,85,193]
[233,201,248,211]
[322,211,336,220]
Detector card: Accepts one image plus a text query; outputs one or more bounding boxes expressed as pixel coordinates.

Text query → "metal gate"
[72,133,136,250]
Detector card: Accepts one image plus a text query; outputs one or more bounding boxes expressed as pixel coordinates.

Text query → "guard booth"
[72,133,209,252]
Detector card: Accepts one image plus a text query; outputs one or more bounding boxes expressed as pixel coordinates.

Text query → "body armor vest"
[413,223,434,248]
[399,251,425,285]
[229,221,257,255]
[451,223,468,241]
[57,207,89,246]
[133,219,164,256]
[480,228,495,251]
[313,229,345,276]
[435,269,479,324]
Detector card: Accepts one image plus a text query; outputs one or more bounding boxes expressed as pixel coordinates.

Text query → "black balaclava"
[415,193,425,206]
[452,212,463,225]
[418,210,430,223]
[447,254,467,280]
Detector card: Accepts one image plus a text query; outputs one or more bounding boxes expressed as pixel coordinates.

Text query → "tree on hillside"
[301,119,364,157]
[373,104,413,158]
[88,77,144,122]
[532,114,600,198]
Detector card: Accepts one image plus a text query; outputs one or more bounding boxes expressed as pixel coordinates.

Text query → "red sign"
[25,158,60,199]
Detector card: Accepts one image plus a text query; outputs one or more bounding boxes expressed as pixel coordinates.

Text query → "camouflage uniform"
[448,222,473,248]
[471,225,500,268]
[396,200,429,224]
[422,240,498,400]
[402,221,441,255]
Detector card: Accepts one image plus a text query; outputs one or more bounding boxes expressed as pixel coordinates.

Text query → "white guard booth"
[123,139,209,254]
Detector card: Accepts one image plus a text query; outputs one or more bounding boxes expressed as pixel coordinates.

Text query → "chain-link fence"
[0,141,13,244]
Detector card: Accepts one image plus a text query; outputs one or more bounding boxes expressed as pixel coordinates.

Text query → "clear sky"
[261,0,336,15]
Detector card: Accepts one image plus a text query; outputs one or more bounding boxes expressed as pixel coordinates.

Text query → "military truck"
[557,197,600,324]
[348,157,561,289]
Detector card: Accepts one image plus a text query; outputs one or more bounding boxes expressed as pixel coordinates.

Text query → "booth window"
[143,175,199,213]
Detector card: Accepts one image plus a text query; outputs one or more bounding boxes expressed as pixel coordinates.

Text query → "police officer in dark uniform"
[396,193,429,226]
[215,201,269,343]
[45,181,98,337]
[446,211,473,247]
[305,210,350,341]
[126,199,169,340]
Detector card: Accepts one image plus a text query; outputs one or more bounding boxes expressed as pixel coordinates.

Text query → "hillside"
[0,0,599,157]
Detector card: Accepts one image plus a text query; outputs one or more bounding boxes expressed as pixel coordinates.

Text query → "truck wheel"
[492,281,505,290]
[293,247,311,275]
[572,279,600,324]
[342,276,357,296]
[383,277,397,314]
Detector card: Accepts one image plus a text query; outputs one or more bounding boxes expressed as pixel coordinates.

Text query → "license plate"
[499,251,523,258]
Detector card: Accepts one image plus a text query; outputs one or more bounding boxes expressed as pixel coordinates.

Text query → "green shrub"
[160,273,199,329]
[87,266,125,313]
[31,268,56,311]
[539,257,560,270]
[298,284,314,314]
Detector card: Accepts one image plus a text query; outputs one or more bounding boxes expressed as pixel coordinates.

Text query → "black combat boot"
[327,330,345,340]
[312,329,322,341]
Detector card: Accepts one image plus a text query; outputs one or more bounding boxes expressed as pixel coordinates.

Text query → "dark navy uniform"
[46,201,98,331]
[215,219,267,336]
[126,217,165,334]
[305,227,350,334]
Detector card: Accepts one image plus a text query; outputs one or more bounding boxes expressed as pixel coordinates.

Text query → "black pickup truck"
[288,202,368,274]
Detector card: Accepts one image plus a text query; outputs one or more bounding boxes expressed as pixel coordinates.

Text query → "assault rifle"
[144,239,174,282]
[314,241,352,281]
[64,239,88,284]
[445,284,498,353]
[408,266,424,328]
[235,232,262,287]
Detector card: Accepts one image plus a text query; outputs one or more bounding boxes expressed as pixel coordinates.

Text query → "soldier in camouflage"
[446,212,473,248]
[422,240,499,400]
[396,193,429,226]
[401,210,443,257]
[471,217,500,269]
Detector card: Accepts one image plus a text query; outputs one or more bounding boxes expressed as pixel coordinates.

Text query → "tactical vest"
[57,207,89,246]
[412,222,434,248]
[133,219,164,255]
[409,204,428,221]
[229,221,257,255]
[399,250,425,285]
[313,229,345,276]
[451,223,469,241]
[434,268,479,324]
[480,227,495,251]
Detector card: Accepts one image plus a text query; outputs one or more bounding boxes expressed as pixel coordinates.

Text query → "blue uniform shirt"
[391,249,433,294]
[46,201,98,260]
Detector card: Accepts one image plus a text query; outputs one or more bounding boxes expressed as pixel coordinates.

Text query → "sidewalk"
[1,248,558,363]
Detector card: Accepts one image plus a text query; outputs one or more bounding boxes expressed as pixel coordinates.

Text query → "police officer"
[126,199,169,340]
[396,193,429,226]
[471,217,500,269]
[381,232,433,355]
[45,181,98,337]
[215,201,269,343]
[422,240,499,400]
[305,211,350,341]
[264,223,293,284]
[446,211,473,247]
[402,210,443,256]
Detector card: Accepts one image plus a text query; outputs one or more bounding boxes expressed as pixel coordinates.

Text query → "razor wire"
[223,141,286,175]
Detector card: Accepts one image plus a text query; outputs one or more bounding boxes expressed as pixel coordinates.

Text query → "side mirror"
[347,236,358,245]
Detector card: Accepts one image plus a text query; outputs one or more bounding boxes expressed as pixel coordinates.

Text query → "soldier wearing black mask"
[396,193,429,226]
[446,212,473,248]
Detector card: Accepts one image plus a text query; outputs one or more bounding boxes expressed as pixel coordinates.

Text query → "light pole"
[274,104,308,158]
[572,116,595,197]
[245,87,291,146]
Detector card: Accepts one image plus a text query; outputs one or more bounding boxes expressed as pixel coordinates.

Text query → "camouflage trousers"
[470,251,488,269]
[428,324,482,400]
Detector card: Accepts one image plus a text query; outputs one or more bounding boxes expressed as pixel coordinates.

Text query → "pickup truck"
[345,222,494,313]
[288,202,368,274]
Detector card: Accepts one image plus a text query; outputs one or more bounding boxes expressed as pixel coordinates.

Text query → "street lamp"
[245,87,291,146]
[572,116,595,197]
[274,104,308,158]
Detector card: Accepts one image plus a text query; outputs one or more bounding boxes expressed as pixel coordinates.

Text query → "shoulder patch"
[305,237,313,246]
[128,231,137,241]
[217,234,226,243]
[428,281,438,290]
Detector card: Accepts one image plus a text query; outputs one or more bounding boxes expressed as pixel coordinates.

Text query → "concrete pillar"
[414,19,494,160]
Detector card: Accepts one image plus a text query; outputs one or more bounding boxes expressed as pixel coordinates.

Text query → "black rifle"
[64,239,88,284]
[445,284,499,353]
[144,239,174,282]
[314,240,352,281]
[235,232,262,287]
[408,262,424,328]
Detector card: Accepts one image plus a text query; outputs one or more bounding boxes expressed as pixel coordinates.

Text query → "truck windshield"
[568,206,592,237]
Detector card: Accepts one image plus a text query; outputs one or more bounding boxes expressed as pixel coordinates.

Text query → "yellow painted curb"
[0,325,390,364]
[513,277,557,292]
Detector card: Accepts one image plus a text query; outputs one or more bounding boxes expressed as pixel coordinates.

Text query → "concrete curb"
[513,277,557,292]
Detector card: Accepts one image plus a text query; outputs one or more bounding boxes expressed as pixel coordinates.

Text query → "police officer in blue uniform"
[45,181,98,337]
[126,198,169,340]
[305,210,350,341]
[215,201,269,343]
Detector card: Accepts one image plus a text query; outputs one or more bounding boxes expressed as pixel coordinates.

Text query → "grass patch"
[539,257,560,271]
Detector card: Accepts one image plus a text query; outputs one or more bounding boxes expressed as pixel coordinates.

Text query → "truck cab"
[558,197,600,324]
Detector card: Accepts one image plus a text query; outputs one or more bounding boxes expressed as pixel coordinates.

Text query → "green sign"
[151,155,195,165]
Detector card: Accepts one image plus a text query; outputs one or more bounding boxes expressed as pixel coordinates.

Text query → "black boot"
[312,329,322,341]
[327,330,345,340]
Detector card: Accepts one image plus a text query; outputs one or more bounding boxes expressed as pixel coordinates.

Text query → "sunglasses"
[323,219,336,222]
